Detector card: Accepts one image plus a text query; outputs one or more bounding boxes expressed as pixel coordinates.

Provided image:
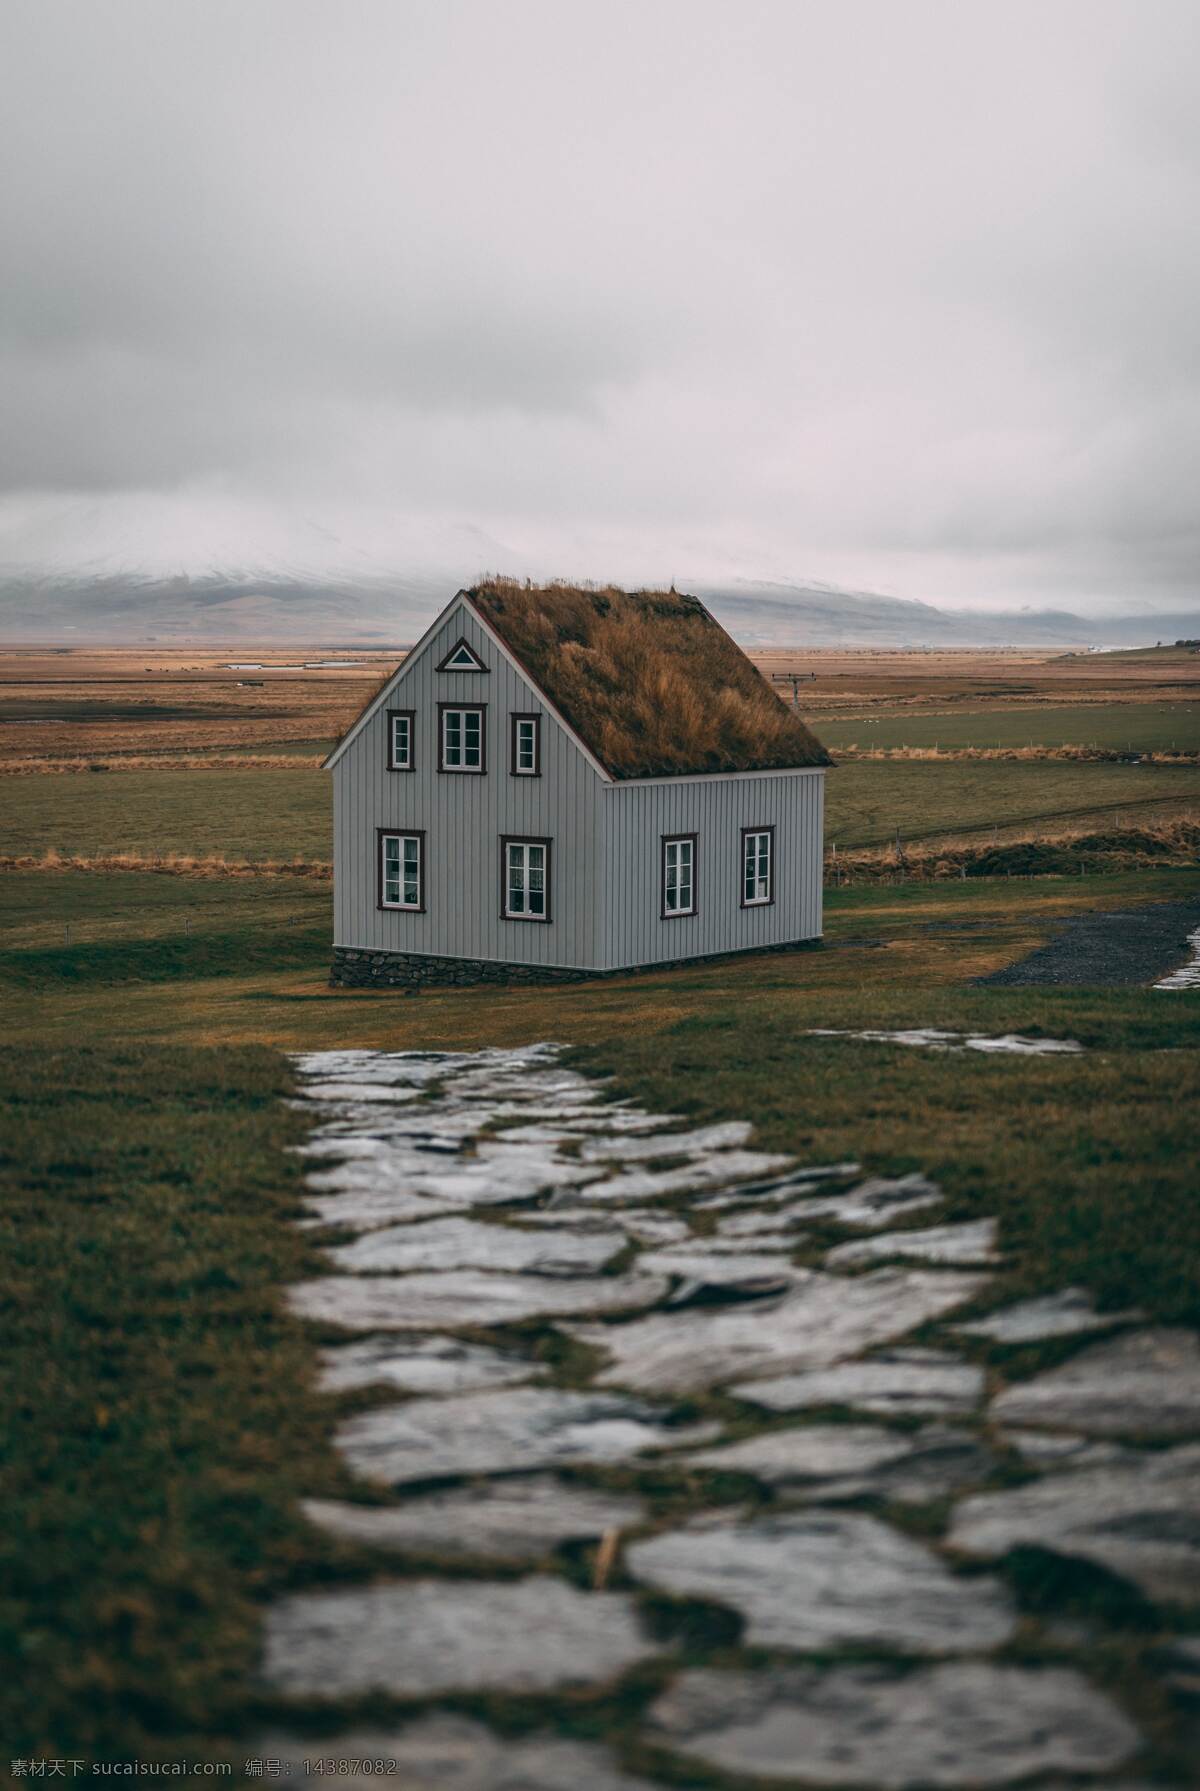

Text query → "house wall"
[332,600,606,970]
[600,769,825,971]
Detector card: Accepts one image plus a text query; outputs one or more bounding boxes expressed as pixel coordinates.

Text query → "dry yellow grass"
[836,744,1200,765]
[0,850,332,879]
[0,754,326,775]
[829,816,1200,882]
[466,580,830,777]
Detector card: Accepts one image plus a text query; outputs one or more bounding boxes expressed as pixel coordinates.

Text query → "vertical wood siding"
[333,601,605,968]
[600,770,824,970]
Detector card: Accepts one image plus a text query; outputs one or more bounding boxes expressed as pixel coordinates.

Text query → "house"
[323,582,831,986]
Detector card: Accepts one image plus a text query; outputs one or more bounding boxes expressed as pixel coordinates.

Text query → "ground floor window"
[662,833,697,917]
[742,825,774,906]
[502,836,551,921]
[379,829,424,910]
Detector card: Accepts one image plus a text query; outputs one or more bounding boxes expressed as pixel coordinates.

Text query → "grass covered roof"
[467,581,830,780]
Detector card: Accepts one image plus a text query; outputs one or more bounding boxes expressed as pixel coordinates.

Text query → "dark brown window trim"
[661,831,699,920]
[740,823,776,908]
[437,701,488,774]
[385,708,416,772]
[500,833,553,923]
[510,712,542,777]
[376,826,427,913]
[435,635,488,673]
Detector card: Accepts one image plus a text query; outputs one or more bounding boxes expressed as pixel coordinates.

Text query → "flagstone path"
[254,1044,1200,1788]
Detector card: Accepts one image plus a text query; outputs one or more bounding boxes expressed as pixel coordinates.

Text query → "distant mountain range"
[0,562,1196,650]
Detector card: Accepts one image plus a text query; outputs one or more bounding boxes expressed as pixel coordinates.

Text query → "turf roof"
[466,582,831,780]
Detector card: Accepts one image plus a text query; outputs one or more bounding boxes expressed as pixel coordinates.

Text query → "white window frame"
[662,833,697,918]
[378,830,424,911]
[511,713,540,776]
[502,836,551,922]
[741,826,774,907]
[387,709,414,771]
[439,704,486,773]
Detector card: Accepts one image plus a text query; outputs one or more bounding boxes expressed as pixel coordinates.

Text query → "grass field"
[5,755,1200,863]
[815,699,1200,753]
[3,864,1200,1770]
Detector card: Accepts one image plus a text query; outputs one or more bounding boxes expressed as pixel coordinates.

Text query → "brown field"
[3,639,1197,769]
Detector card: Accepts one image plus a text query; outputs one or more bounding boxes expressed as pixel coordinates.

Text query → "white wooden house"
[324,583,830,985]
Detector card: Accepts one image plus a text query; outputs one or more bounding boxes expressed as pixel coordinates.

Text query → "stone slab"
[326,1215,625,1276]
[316,1334,536,1396]
[302,1477,647,1562]
[254,1715,659,1789]
[956,1286,1145,1343]
[948,1443,1200,1603]
[576,1121,753,1161]
[262,1577,653,1698]
[784,1172,944,1229]
[288,1269,667,1332]
[568,1268,988,1394]
[335,1386,719,1484]
[626,1508,1014,1652]
[640,1247,799,1289]
[575,1150,794,1205]
[991,1327,1200,1437]
[827,1217,999,1268]
[685,1423,917,1483]
[807,1027,1084,1056]
[734,1350,983,1418]
[645,1662,1138,1787]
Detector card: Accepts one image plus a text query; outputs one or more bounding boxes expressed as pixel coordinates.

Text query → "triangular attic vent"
[436,637,487,672]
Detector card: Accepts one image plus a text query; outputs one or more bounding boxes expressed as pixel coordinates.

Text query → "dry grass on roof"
[468,581,831,778]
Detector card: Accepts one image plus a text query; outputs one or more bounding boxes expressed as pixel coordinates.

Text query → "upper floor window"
[378,829,424,911]
[510,713,541,776]
[662,833,697,918]
[742,826,774,906]
[502,836,551,921]
[436,637,487,672]
[438,703,486,772]
[386,709,414,771]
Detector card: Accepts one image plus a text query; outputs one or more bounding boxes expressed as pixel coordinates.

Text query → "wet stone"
[262,1577,654,1698]
[805,1424,1001,1504]
[956,1286,1145,1343]
[806,1027,1084,1057]
[827,1216,999,1269]
[694,1161,861,1208]
[576,1120,754,1161]
[732,1349,984,1418]
[301,1186,460,1231]
[287,1268,667,1332]
[640,1247,800,1289]
[998,1429,1132,1470]
[685,1423,918,1484]
[335,1385,719,1484]
[644,1662,1138,1787]
[576,1149,794,1205]
[254,1715,660,1790]
[325,1215,625,1277]
[948,1443,1200,1603]
[626,1508,1015,1652]
[991,1327,1200,1437]
[786,1172,944,1229]
[569,1268,988,1394]
[301,1477,647,1562]
[316,1333,536,1396]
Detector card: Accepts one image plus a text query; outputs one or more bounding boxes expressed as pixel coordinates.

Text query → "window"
[378,829,424,911]
[510,713,541,776]
[741,825,774,906]
[436,636,487,672]
[502,836,551,921]
[438,703,486,772]
[386,709,414,771]
[662,833,697,918]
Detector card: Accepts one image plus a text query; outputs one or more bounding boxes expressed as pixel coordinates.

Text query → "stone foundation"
[330,937,820,990]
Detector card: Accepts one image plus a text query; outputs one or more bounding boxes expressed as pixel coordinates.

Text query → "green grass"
[5,754,1200,863]
[0,1045,364,1763]
[815,699,1200,753]
[828,756,1200,846]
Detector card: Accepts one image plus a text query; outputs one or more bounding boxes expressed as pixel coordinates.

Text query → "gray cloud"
[0,0,1197,610]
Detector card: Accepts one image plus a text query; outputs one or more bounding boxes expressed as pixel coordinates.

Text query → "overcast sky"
[1,0,1197,612]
